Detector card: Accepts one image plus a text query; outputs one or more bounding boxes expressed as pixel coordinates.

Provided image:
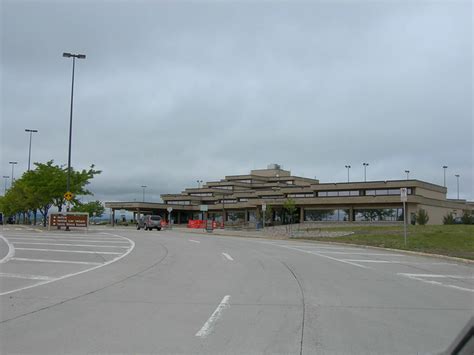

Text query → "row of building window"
[303,208,404,222]
[167,201,191,205]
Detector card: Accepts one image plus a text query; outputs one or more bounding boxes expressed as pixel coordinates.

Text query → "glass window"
[248,210,257,222]
[327,191,338,197]
[317,191,328,197]
[226,211,245,222]
[350,190,360,196]
[304,209,349,222]
[376,189,389,196]
[387,189,400,195]
[338,191,350,196]
[365,190,376,196]
[354,208,404,221]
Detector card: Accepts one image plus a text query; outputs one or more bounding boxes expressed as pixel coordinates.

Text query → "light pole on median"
[9,162,18,187]
[2,176,9,195]
[25,129,38,171]
[362,162,369,182]
[405,170,410,180]
[442,165,448,187]
[62,52,86,213]
[455,174,460,200]
[345,165,351,183]
[141,185,147,202]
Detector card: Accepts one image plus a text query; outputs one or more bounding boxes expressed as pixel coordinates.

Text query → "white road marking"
[14,247,123,255]
[6,237,128,243]
[342,259,456,265]
[311,251,405,256]
[189,239,201,243]
[0,272,54,281]
[0,233,135,296]
[11,257,102,265]
[272,244,369,269]
[398,273,474,279]
[397,273,474,293]
[12,242,129,248]
[195,295,231,338]
[222,252,234,261]
[0,235,15,263]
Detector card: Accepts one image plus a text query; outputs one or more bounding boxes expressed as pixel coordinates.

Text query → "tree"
[283,198,298,224]
[263,205,273,226]
[72,200,105,218]
[443,212,455,225]
[416,209,429,226]
[461,210,473,225]
[0,161,101,226]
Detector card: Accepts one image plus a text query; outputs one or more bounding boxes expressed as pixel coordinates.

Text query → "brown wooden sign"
[49,213,89,228]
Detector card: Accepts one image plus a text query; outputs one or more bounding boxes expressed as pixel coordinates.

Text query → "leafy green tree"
[72,200,105,217]
[443,213,455,225]
[263,205,273,225]
[283,198,298,224]
[1,161,101,226]
[416,209,429,226]
[461,210,473,225]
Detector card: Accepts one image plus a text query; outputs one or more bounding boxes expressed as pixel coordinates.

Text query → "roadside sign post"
[262,204,266,230]
[63,192,74,231]
[167,207,173,229]
[400,188,408,246]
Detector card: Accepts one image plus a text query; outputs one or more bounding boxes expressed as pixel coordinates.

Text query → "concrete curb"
[175,227,474,265]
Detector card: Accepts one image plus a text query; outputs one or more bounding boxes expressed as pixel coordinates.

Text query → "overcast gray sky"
[1,0,472,203]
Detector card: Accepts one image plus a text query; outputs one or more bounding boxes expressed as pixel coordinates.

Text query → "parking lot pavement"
[0,229,134,296]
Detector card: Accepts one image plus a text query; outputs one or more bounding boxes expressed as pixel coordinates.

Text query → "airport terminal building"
[105,165,473,226]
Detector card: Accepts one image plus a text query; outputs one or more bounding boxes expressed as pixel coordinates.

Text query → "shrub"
[443,213,455,225]
[416,209,429,225]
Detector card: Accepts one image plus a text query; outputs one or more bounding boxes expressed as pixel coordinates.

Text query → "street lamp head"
[2,176,9,179]
[363,162,369,166]
[345,165,351,169]
[63,52,86,59]
[455,174,460,178]
[443,165,448,169]
[405,170,410,173]
[25,129,38,133]
[9,161,18,164]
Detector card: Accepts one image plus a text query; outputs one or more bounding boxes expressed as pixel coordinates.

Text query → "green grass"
[294,225,474,260]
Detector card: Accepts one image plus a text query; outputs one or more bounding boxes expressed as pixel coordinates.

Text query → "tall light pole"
[455,174,460,200]
[9,162,18,187]
[362,162,369,182]
[25,129,38,171]
[141,185,147,202]
[345,165,351,183]
[405,170,410,180]
[63,52,86,211]
[442,165,448,187]
[2,176,9,195]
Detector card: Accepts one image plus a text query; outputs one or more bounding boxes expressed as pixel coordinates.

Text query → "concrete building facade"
[105,164,473,226]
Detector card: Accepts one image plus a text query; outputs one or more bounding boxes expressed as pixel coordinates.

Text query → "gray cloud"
[2,0,472,203]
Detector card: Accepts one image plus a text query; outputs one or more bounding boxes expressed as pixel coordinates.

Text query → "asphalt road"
[0,226,473,354]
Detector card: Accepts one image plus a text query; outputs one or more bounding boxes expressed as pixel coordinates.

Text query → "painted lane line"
[7,238,130,244]
[11,257,101,265]
[12,242,129,248]
[398,273,474,279]
[0,235,15,264]
[273,244,369,269]
[6,235,128,243]
[195,295,231,338]
[14,247,122,255]
[0,272,55,281]
[222,252,234,261]
[309,251,405,256]
[342,259,457,265]
[189,239,201,244]
[0,233,134,296]
[397,273,474,293]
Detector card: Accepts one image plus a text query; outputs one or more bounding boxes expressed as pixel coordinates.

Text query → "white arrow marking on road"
[222,252,234,261]
[195,295,231,338]
[189,239,201,243]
